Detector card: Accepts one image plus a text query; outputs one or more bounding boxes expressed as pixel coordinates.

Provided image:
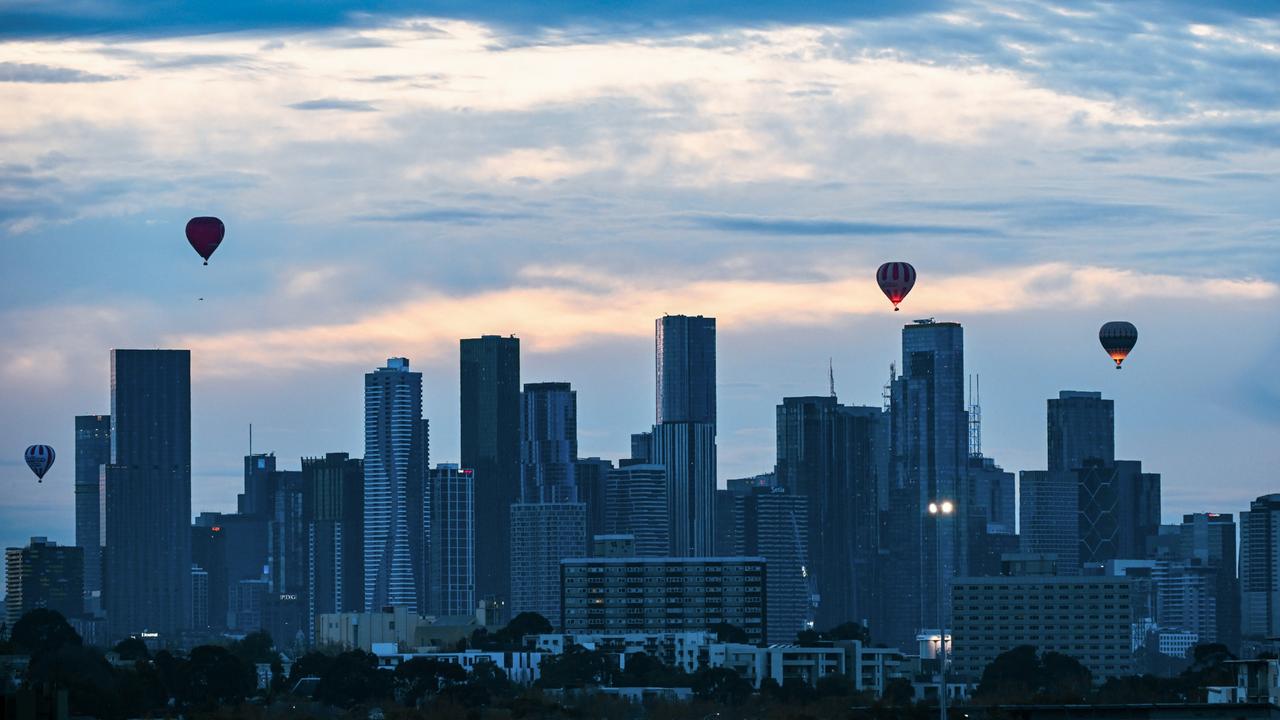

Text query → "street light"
[928,499,954,720]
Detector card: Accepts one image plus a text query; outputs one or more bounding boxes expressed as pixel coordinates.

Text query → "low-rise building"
[707,644,845,688]
[951,575,1136,682]
[529,631,715,674]
[370,643,543,685]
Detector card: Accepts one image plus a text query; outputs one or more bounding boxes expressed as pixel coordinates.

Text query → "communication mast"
[968,374,982,458]
[882,362,895,411]
[828,358,836,399]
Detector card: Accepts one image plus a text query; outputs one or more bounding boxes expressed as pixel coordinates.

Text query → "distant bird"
[186,216,225,265]
[24,444,55,483]
[1099,321,1138,369]
[877,262,916,311]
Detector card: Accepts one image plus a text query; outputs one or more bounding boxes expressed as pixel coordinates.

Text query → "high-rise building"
[1018,470,1080,574]
[655,315,716,426]
[192,512,269,631]
[1076,460,1161,566]
[720,486,812,643]
[74,414,109,614]
[1179,512,1239,650]
[303,452,364,643]
[429,464,475,616]
[1048,391,1115,473]
[520,382,578,502]
[105,349,192,639]
[510,502,586,627]
[652,422,716,557]
[605,464,669,557]
[561,556,766,643]
[460,335,521,606]
[1240,495,1280,639]
[574,457,613,542]
[775,397,884,630]
[5,537,84,627]
[363,358,428,613]
[191,566,209,631]
[268,469,305,596]
[967,456,1016,536]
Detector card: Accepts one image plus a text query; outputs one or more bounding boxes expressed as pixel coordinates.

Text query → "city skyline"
[3,0,1279,561]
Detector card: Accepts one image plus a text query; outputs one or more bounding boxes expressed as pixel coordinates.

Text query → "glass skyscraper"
[460,335,521,607]
[520,382,578,502]
[105,349,192,639]
[605,464,669,557]
[429,464,475,616]
[363,358,427,613]
[1048,391,1115,472]
[655,315,716,426]
[74,414,109,614]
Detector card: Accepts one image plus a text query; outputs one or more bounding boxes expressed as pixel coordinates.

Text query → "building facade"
[5,537,83,627]
[1047,391,1115,473]
[1019,470,1081,574]
[520,382,577,503]
[1241,495,1280,639]
[429,464,475,616]
[651,422,716,557]
[105,349,192,639]
[304,452,364,643]
[74,414,109,615]
[719,486,812,644]
[605,465,669,557]
[655,315,716,426]
[510,502,586,627]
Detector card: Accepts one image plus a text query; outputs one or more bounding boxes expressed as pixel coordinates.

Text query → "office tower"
[240,452,275,517]
[655,315,716,425]
[520,382,578,502]
[1240,495,1280,639]
[1048,391,1115,472]
[629,432,654,465]
[105,349,192,639]
[363,358,428,613]
[561,556,766,643]
[268,469,305,595]
[967,456,1016,536]
[775,397,885,631]
[652,422,716,556]
[721,486,811,644]
[5,537,84,627]
[605,464,669,557]
[951,575,1137,681]
[303,452,364,644]
[429,464,475,616]
[192,512,270,631]
[191,566,209,631]
[74,414,109,614]
[1179,512,1239,649]
[574,457,613,541]
[1018,471,1080,574]
[1076,460,1161,565]
[1154,561,1219,644]
[460,335,521,606]
[884,320,968,650]
[510,502,586,627]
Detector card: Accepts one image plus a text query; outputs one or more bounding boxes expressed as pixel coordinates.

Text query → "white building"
[371,643,544,685]
[707,644,845,689]
[529,631,716,674]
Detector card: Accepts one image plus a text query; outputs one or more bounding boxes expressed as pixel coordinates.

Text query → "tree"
[536,646,613,689]
[9,609,81,658]
[710,622,750,644]
[691,667,753,706]
[974,645,1040,703]
[824,622,871,644]
[314,650,392,708]
[230,630,277,666]
[181,645,255,710]
[473,612,554,651]
[112,637,150,662]
[25,644,122,719]
[395,657,466,706]
[616,652,690,688]
[881,677,915,706]
[1039,651,1092,702]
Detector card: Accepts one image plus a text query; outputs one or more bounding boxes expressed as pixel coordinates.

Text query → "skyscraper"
[884,320,968,650]
[105,349,192,639]
[1240,495,1280,640]
[1018,470,1080,574]
[1178,512,1239,650]
[720,486,811,644]
[655,315,716,425]
[520,382,577,502]
[74,414,109,614]
[460,335,521,606]
[303,452,364,643]
[363,358,427,613]
[429,464,475,616]
[5,537,83,627]
[510,502,586,627]
[605,464,669,557]
[1048,391,1115,472]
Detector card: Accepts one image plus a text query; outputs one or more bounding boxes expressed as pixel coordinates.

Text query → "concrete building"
[371,644,544,685]
[950,575,1137,681]
[561,556,766,643]
[5,537,83,627]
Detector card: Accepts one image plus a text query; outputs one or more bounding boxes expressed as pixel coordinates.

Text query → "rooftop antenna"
[882,362,895,411]
[249,423,253,457]
[968,375,982,458]
[828,358,836,399]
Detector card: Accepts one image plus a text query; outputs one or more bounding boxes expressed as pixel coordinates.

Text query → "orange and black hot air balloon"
[1099,321,1138,369]
[876,262,916,311]
[186,217,225,265]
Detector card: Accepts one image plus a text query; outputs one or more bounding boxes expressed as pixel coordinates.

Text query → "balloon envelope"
[186,217,225,264]
[24,444,55,481]
[1099,321,1138,369]
[877,262,916,311]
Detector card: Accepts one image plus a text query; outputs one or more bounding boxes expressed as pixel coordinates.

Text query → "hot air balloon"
[877,262,916,311]
[1099,321,1138,369]
[186,217,225,265]
[24,444,55,483]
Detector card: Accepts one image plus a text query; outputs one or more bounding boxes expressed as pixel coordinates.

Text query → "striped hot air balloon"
[1099,321,1138,369]
[876,262,917,311]
[24,444,55,483]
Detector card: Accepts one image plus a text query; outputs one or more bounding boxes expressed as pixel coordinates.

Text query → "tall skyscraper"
[303,452,364,643]
[884,320,968,650]
[574,457,613,542]
[520,382,578,502]
[74,414,109,614]
[605,464,669,557]
[1048,391,1115,472]
[1178,512,1239,650]
[429,464,475,616]
[510,502,586,627]
[655,315,716,425]
[1018,470,1080,574]
[720,486,811,643]
[105,349,192,639]
[775,397,884,630]
[363,358,427,613]
[191,512,268,631]
[5,537,83,627]
[1076,460,1161,565]
[460,335,521,606]
[1240,495,1280,640]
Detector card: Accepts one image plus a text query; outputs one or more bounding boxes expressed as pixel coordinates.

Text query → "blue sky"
[2,0,1279,557]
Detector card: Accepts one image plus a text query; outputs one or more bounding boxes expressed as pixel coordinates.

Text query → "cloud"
[169,262,1277,377]
[355,207,537,223]
[0,61,119,83]
[682,212,999,237]
[287,97,378,111]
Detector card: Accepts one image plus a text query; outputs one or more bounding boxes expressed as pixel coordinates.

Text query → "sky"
[2,0,1279,558]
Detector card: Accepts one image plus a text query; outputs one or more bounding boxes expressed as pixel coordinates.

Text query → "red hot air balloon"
[186,217,225,265]
[876,262,916,311]
[1099,321,1138,369]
